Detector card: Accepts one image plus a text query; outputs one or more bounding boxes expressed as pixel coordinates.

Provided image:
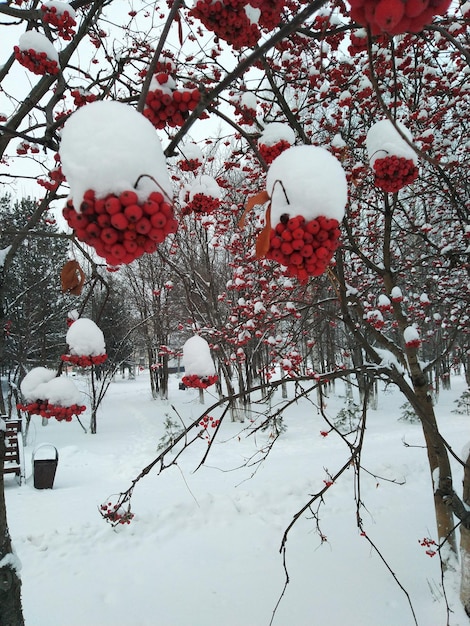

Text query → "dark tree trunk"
[0,429,25,626]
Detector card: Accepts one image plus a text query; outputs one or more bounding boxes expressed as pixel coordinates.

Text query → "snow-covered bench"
[2,418,25,485]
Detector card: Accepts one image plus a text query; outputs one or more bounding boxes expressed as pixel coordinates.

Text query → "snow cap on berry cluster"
[366,119,417,168]
[17,31,59,63]
[20,367,82,406]
[259,122,295,148]
[43,1,76,19]
[20,367,56,402]
[188,175,222,202]
[66,318,106,356]
[182,335,216,377]
[266,145,348,225]
[179,142,203,163]
[60,101,172,206]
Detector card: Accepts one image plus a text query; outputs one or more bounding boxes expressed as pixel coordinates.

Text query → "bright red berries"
[16,400,86,422]
[41,3,76,40]
[373,156,418,193]
[60,353,108,367]
[258,140,292,165]
[349,0,452,35]
[62,189,178,267]
[14,46,59,75]
[266,214,341,282]
[181,374,219,389]
[143,72,201,130]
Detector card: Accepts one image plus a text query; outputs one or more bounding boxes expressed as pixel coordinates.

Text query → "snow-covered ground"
[5,371,469,626]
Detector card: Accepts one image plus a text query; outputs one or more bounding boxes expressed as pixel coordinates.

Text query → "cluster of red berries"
[405,337,421,349]
[373,156,418,192]
[61,353,108,367]
[16,141,40,155]
[266,214,341,282]
[258,140,292,165]
[190,0,261,48]
[70,89,97,108]
[17,400,86,422]
[41,3,76,40]
[419,537,437,557]
[199,415,220,429]
[62,188,178,267]
[182,193,221,216]
[38,164,65,191]
[182,374,218,389]
[144,73,200,130]
[14,46,59,75]
[100,502,134,525]
[349,0,451,35]
[178,158,202,172]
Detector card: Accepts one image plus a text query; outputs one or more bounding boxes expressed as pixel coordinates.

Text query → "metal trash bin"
[32,444,58,489]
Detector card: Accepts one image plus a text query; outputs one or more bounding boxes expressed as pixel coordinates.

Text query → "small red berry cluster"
[70,89,97,108]
[16,141,40,155]
[61,353,108,367]
[349,0,451,35]
[182,193,221,216]
[182,374,218,389]
[199,415,220,429]
[266,214,341,282]
[100,502,134,525]
[16,400,86,422]
[62,189,178,267]
[178,158,202,172]
[419,537,437,557]
[405,337,421,349]
[38,157,65,192]
[41,4,76,40]
[258,140,292,165]
[144,73,200,130]
[373,156,418,193]
[14,46,59,75]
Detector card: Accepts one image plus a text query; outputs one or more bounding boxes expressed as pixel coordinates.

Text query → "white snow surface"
[60,101,173,206]
[366,119,418,167]
[66,318,106,356]
[0,245,12,268]
[259,122,295,147]
[20,367,57,401]
[404,325,420,343]
[182,335,216,376]
[17,32,59,62]
[20,367,82,406]
[266,145,348,224]
[5,373,469,626]
[179,142,203,162]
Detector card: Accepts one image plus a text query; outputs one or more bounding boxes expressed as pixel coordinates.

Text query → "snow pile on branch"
[17,31,59,63]
[20,367,81,406]
[366,119,417,167]
[259,123,295,148]
[66,318,106,356]
[266,145,348,224]
[182,335,216,377]
[60,101,172,206]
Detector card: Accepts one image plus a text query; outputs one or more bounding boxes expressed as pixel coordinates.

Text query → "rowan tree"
[0,0,469,623]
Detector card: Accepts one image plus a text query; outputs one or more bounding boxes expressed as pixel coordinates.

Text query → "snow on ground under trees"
[5,371,470,626]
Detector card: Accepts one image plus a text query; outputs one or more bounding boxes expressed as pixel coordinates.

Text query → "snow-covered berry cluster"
[258,139,292,165]
[349,0,451,35]
[62,188,178,267]
[100,501,134,525]
[144,72,200,130]
[181,374,218,389]
[70,88,97,108]
[14,46,59,75]
[16,400,86,422]
[373,155,418,193]
[266,214,341,282]
[61,353,108,367]
[181,192,221,216]
[41,3,77,40]
[16,141,40,155]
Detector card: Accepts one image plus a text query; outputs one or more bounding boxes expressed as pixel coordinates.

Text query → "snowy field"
[5,371,470,626]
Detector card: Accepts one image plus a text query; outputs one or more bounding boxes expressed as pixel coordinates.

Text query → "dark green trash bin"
[32,444,58,489]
